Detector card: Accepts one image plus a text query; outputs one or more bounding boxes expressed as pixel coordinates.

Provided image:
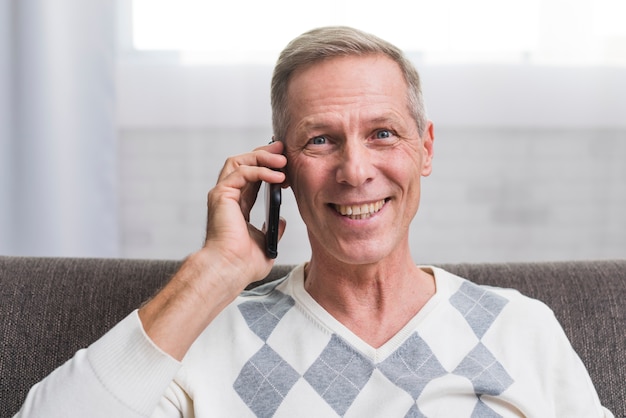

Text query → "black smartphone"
[264,181,281,258]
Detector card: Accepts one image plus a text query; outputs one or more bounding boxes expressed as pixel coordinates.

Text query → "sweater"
[16,264,613,417]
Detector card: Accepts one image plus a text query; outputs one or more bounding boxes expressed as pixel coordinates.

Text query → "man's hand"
[205,140,287,287]
[138,141,287,360]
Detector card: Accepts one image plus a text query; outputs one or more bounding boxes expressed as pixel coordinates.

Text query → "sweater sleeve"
[15,310,182,418]
[510,298,615,418]
[542,309,616,418]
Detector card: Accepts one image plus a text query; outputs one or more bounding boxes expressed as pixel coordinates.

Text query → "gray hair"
[271,26,427,141]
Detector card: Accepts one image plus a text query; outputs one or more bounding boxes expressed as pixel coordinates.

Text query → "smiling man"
[282,53,436,348]
[17,26,612,418]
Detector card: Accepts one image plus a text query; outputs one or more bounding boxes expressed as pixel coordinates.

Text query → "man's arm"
[16,312,181,417]
[138,140,287,360]
[15,141,287,417]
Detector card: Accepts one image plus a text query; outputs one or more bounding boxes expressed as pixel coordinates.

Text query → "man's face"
[283,54,434,266]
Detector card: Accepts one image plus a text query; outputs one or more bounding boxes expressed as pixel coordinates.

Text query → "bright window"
[131,0,626,66]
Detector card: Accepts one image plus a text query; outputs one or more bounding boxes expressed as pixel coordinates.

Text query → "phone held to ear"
[264,181,281,259]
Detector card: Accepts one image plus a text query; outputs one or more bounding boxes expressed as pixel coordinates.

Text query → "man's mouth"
[332,199,388,220]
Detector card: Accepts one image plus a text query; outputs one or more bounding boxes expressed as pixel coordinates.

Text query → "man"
[17,26,611,417]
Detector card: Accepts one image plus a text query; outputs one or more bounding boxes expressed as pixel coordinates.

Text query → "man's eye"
[376,130,393,139]
[310,136,326,145]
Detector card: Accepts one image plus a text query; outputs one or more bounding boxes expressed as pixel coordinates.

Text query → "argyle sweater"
[161,264,609,417]
[17,264,612,418]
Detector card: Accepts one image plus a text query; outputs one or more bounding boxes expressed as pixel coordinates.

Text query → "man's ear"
[421,121,435,177]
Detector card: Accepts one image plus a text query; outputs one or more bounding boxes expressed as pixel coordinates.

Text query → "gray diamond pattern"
[378,333,447,399]
[231,279,517,416]
[233,344,300,418]
[304,334,375,416]
[404,403,428,418]
[238,291,295,341]
[471,397,504,417]
[450,281,508,338]
[454,343,514,396]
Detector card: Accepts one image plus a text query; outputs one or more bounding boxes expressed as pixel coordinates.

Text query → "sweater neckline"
[283,263,448,363]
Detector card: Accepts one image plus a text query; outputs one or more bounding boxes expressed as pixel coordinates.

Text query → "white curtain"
[0,0,118,257]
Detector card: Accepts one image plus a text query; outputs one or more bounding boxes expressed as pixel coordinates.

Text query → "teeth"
[334,200,386,219]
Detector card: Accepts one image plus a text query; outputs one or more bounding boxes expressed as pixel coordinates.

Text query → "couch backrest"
[0,257,624,416]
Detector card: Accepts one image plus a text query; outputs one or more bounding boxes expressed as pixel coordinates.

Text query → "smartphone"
[264,181,281,259]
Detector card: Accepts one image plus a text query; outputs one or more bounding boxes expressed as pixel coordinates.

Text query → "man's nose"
[335,139,375,187]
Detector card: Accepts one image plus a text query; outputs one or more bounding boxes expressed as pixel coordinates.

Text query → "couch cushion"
[0,257,181,416]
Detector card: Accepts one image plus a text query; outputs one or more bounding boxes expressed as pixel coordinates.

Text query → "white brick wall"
[118,126,626,264]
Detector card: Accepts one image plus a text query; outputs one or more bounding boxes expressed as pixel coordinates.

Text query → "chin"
[317,239,396,267]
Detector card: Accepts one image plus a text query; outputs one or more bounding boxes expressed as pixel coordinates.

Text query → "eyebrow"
[368,114,403,127]
[296,112,404,133]
[290,119,334,138]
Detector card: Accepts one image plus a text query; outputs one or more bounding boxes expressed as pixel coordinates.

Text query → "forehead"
[288,54,406,98]
[285,54,410,123]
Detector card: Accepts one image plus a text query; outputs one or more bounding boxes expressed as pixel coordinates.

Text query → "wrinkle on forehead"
[284,54,418,143]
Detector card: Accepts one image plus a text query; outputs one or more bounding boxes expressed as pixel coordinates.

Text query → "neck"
[304,253,435,348]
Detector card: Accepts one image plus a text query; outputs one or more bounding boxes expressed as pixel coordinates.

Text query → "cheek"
[383,150,425,202]
[286,160,315,201]
[385,148,422,178]
[403,145,427,174]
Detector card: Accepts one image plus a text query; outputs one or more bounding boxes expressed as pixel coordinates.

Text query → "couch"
[0,256,624,417]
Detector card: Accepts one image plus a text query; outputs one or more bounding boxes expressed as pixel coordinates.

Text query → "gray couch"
[0,256,624,417]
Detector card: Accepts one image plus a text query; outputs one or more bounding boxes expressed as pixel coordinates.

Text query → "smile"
[332,199,388,220]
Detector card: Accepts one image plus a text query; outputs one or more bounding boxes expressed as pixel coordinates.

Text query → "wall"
[116,61,626,263]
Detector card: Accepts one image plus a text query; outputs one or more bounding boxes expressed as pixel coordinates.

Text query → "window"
[129,0,626,66]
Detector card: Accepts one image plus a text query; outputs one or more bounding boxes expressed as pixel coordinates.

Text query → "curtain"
[0,0,118,257]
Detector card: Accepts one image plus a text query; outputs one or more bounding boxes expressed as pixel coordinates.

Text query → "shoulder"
[429,266,559,329]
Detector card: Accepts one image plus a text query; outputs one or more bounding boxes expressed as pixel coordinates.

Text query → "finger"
[254,139,284,153]
[239,181,262,222]
[208,166,284,226]
[218,165,285,192]
[217,142,286,183]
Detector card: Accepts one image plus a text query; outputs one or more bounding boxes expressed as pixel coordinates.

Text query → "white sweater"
[16,264,613,417]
